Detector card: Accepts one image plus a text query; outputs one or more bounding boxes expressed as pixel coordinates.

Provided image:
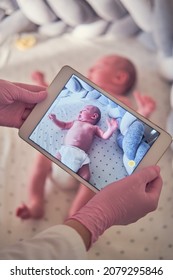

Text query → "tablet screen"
[29,74,160,190]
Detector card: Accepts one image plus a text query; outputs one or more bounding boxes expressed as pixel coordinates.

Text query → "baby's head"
[78,105,101,125]
[88,54,136,97]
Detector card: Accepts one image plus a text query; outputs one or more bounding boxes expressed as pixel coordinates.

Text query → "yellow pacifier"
[128,160,136,168]
[15,35,36,50]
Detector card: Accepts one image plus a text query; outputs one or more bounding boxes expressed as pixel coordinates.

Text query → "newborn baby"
[49,105,117,180]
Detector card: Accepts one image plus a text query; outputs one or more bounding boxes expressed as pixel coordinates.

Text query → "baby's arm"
[49,114,73,129]
[96,118,118,140]
[134,91,156,118]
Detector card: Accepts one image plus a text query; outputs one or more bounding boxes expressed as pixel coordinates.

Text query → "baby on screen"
[49,104,118,181]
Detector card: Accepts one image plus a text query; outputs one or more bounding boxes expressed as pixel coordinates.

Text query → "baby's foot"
[16,204,31,219]
[16,202,44,219]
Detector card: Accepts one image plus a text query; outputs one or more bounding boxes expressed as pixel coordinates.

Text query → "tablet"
[19,66,172,192]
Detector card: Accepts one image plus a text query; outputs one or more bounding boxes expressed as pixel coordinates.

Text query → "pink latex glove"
[70,165,162,247]
[0,79,47,128]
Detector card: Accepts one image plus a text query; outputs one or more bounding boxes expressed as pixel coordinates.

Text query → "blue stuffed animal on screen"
[108,103,150,174]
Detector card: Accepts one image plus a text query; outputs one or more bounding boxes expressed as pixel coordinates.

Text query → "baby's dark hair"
[93,106,101,124]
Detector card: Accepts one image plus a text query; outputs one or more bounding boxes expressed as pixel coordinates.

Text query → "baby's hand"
[134,91,156,118]
[48,113,56,121]
[106,118,118,131]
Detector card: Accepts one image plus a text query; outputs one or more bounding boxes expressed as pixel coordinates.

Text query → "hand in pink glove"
[0,79,47,128]
[69,165,162,248]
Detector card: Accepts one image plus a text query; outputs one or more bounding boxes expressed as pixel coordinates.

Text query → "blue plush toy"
[108,103,150,174]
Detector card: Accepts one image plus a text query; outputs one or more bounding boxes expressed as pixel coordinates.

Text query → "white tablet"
[19,66,172,192]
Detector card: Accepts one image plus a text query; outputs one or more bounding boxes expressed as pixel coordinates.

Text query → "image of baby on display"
[49,104,118,181]
[29,75,159,190]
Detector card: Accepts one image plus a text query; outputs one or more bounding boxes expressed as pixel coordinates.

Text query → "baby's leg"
[68,184,95,217]
[77,164,90,181]
[68,164,95,217]
[16,153,52,219]
[56,151,61,161]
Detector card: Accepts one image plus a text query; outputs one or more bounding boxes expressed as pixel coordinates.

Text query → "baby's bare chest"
[73,121,95,132]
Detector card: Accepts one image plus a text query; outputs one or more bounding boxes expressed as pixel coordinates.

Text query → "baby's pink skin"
[134,91,156,118]
[88,55,136,98]
[31,71,48,87]
[16,154,52,219]
[49,105,117,153]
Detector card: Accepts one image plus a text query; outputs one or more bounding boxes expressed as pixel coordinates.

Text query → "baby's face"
[78,105,99,124]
